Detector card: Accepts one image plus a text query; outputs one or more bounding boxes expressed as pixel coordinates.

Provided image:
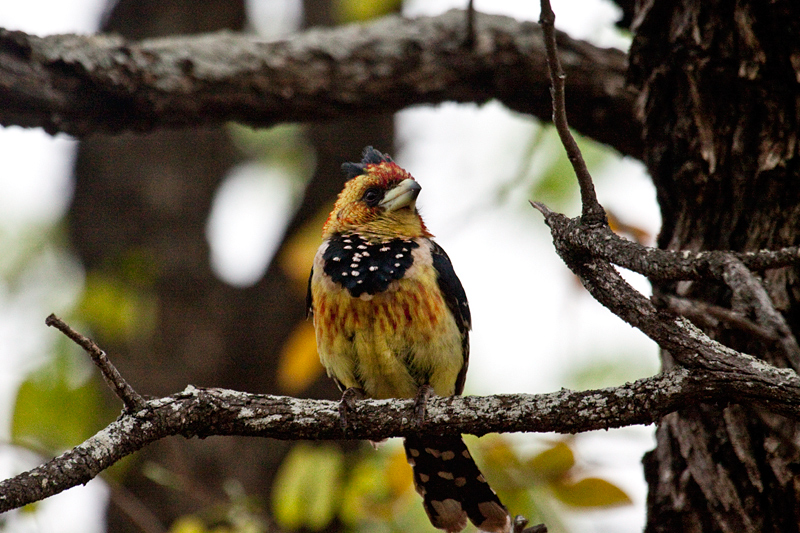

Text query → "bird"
[306,146,510,533]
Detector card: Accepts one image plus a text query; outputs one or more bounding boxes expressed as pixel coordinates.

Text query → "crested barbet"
[307,147,511,533]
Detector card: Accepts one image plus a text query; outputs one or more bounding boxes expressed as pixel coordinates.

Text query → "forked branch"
[533,0,800,372]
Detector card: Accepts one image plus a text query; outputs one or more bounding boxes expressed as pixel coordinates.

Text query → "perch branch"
[2,353,800,514]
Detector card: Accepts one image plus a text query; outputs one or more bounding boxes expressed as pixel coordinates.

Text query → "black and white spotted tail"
[404,435,511,533]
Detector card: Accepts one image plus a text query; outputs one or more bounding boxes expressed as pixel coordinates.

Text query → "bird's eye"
[362,187,383,207]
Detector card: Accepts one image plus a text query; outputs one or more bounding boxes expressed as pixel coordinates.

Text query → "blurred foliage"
[269,436,630,533]
[333,0,402,23]
[565,353,658,391]
[78,269,157,343]
[528,127,612,212]
[12,335,110,452]
[279,205,331,292]
[168,480,268,533]
[277,321,324,395]
[448,122,615,229]
[272,443,345,530]
[227,123,316,181]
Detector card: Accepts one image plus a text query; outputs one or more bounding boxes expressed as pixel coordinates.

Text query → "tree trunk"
[629,1,800,531]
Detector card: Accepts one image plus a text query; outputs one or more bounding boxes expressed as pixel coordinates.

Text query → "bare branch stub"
[538,0,606,226]
[45,314,145,412]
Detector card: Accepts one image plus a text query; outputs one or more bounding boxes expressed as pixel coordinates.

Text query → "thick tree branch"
[0,10,640,158]
[2,353,800,515]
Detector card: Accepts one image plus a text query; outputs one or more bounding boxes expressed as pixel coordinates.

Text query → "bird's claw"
[513,515,548,533]
[339,387,366,432]
[413,384,434,427]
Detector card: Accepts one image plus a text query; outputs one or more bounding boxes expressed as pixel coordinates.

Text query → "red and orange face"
[323,161,432,240]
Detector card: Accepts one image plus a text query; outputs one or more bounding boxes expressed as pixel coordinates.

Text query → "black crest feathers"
[342,146,393,180]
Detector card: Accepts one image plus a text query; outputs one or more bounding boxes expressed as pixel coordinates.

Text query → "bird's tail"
[404,435,510,533]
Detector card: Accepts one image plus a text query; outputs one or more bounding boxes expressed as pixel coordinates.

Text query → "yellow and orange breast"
[310,239,464,399]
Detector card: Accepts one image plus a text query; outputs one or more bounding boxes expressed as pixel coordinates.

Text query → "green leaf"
[525,441,575,481]
[565,354,658,390]
[78,271,156,342]
[340,446,408,525]
[12,339,106,452]
[333,0,401,23]
[169,516,209,533]
[226,123,315,180]
[551,477,632,508]
[272,443,344,531]
[531,127,613,211]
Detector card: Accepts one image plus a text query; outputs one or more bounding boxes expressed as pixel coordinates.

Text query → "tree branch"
[533,207,800,371]
[46,314,146,412]
[0,10,640,159]
[2,351,800,515]
[539,0,606,225]
[531,204,800,281]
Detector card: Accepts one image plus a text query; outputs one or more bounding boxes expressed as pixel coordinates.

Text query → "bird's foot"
[339,387,366,432]
[413,384,434,426]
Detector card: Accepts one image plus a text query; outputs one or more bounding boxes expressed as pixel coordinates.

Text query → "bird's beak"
[379,179,421,212]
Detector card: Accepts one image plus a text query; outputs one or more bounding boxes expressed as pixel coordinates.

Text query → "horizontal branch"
[0,10,640,158]
[3,352,800,514]
[533,204,800,281]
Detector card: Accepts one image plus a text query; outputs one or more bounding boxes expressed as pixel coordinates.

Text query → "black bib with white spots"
[323,234,419,297]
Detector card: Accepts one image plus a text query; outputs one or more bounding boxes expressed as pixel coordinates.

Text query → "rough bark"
[0,10,640,159]
[629,1,800,531]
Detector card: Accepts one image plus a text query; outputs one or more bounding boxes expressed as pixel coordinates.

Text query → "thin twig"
[464,0,476,48]
[538,0,606,225]
[46,314,146,412]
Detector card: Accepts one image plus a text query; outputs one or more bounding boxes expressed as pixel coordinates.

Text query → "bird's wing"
[430,240,471,395]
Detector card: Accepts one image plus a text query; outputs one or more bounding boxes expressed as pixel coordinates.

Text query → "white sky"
[0,1,659,532]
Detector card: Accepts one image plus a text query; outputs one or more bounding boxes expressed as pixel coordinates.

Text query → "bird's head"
[322,147,432,240]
